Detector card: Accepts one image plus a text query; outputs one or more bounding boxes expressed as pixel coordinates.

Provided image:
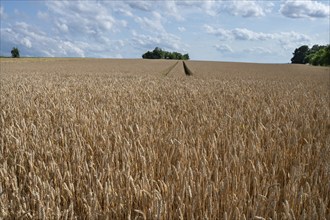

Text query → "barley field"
[0,58,329,219]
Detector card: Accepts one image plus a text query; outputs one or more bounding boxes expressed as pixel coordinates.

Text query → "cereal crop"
[0,58,329,219]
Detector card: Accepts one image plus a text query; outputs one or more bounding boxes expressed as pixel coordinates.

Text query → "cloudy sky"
[0,0,329,63]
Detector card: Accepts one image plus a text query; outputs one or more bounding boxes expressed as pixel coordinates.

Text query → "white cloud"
[55,21,69,33]
[221,0,266,17]
[131,31,187,52]
[214,45,273,56]
[128,1,152,12]
[21,38,32,48]
[115,8,133,17]
[96,14,115,31]
[205,24,310,54]
[135,12,165,33]
[59,41,85,57]
[168,1,272,18]
[204,25,310,44]
[37,11,48,20]
[164,1,184,21]
[178,27,186,32]
[280,0,330,18]
[232,28,272,41]
[214,44,233,53]
[204,25,231,40]
[0,5,7,19]
[46,1,122,35]
[244,47,272,54]
[15,21,29,30]
[276,31,311,50]
[203,1,217,16]
[175,1,200,7]
[114,1,186,21]
[204,25,272,41]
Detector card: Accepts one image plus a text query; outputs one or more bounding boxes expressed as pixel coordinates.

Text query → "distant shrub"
[11,47,20,58]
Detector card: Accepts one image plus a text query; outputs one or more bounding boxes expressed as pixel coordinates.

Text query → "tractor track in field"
[183,61,193,76]
[161,61,194,76]
[162,61,179,76]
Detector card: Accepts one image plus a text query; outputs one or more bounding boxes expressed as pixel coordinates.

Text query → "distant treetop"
[142,47,189,60]
[11,47,20,58]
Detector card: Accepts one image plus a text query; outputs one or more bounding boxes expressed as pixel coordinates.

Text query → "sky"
[0,0,329,63]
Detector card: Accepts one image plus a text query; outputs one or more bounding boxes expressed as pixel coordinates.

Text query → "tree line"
[142,47,189,60]
[291,44,330,66]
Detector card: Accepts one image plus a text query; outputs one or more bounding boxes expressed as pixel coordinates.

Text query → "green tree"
[291,45,309,64]
[142,51,153,59]
[301,44,330,66]
[321,45,330,66]
[172,52,182,60]
[11,47,20,58]
[152,47,163,59]
[183,53,190,60]
[310,49,323,65]
[310,46,330,66]
[164,51,173,59]
[305,45,326,64]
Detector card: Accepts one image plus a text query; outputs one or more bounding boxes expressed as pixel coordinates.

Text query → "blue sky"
[0,0,329,63]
